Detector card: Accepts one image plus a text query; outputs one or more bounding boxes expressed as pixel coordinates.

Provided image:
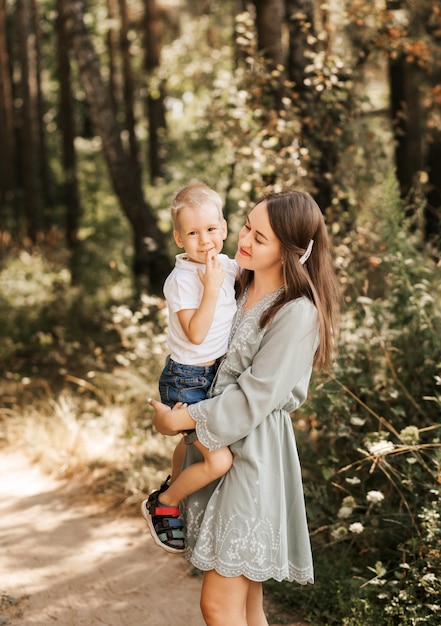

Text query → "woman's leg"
[246,581,269,626]
[200,570,249,626]
[200,570,268,626]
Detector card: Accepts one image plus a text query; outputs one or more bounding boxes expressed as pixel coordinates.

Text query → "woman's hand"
[148,398,196,435]
[148,398,177,435]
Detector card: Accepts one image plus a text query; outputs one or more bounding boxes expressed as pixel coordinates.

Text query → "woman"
[149,190,340,625]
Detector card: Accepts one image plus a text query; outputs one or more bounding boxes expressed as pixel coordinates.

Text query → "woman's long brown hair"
[236,190,340,370]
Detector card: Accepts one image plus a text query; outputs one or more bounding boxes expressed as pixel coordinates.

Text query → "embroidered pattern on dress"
[186,504,313,584]
[184,289,315,584]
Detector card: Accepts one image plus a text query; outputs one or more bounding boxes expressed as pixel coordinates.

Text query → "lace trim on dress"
[188,402,221,450]
[188,554,314,585]
[184,504,314,584]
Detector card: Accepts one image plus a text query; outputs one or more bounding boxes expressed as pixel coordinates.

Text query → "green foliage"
[181,10,377,232]
[0,142,135,379]
[2,3,440,622]
[0,159,183,500]
[280,172,441,625]
[345,0,441,146]
[157,7,370,239]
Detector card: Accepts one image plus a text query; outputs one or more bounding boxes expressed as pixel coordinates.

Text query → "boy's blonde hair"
[171,181,223,228]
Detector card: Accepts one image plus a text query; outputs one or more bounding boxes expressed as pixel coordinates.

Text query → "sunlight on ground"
[10,395,129,469]
[1,374,176,505]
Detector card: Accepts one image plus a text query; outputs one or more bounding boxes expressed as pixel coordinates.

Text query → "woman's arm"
[189,298,319,449]
[150,298,318,446]
[149,399,196,435]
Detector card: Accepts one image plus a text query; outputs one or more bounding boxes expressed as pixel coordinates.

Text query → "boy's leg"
[141,431,188,554]
[159,442,233,507]
[170,436,186,484]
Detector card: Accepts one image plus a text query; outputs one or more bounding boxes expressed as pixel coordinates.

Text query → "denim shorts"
[158,356,218,409]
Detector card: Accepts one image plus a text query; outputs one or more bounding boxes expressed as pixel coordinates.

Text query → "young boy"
[141,181,237,554]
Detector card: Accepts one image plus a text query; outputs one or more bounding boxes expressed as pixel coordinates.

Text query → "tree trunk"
[252,0,284,67]
[106,0,119,115]
[389,56,423,199]
[119,0,142,188]
[425,135,441,242]
[16,0,40,240]
[60,0,171,294]
[232,0,248,68]
[56,0,81,253]
[286,0,315,89]
[0,0,17,218]
[31,0,52,227]
[143,0,166,180]
[387,0,439,244]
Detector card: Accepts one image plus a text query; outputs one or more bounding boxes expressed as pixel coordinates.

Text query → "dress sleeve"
[188,298,319,450]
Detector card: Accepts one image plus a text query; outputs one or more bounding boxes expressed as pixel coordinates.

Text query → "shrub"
[278,174,441,624]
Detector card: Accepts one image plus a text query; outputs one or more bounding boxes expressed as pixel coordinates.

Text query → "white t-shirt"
[164,253,238,365]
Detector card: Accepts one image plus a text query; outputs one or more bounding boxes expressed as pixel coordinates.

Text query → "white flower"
[400,425,420,445]
[349,522,364,534]
[338,506,353,519]
[368,561,387,577]
[338,496,356,519]
[350,416,366,426]
[342,495,356,508]
[366,439,394,456]
[366,490,385,504]
[421,573,437,583]
[345,476,361,485]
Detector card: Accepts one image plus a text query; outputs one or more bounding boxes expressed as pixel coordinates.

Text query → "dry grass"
[0,367,177,515]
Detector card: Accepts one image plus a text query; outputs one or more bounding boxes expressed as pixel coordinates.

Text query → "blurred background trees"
[0,1,440,624]
[1,0,439,287]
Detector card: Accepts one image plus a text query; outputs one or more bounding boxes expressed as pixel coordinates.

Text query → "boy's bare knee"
[207,447,233,479]
[220,447,233,474]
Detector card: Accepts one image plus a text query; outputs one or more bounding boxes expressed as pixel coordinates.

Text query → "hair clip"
[299,239,314,265]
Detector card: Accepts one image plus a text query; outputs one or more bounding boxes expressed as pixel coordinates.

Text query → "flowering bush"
[295,178,441,624]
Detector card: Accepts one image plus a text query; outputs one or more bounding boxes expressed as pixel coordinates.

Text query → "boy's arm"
[177,250,225,345]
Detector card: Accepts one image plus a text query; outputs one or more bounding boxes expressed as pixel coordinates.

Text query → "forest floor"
[0,447,309,626]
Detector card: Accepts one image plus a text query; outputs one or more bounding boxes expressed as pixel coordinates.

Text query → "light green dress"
[183,289,319,584]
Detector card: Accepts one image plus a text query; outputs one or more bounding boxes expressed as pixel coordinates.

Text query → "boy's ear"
[222,219,227,240]
[173,230,184,248]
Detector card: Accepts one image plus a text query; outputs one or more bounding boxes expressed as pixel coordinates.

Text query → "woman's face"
[235,201,283,275]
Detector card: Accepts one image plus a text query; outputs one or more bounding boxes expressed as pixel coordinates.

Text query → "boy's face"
[173,204,227,264]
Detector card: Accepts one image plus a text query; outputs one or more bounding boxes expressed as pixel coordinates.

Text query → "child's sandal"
[141,489,185,554]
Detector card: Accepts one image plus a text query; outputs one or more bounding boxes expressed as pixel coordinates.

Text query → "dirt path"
[0,449,205,626]
[0,449,308,626]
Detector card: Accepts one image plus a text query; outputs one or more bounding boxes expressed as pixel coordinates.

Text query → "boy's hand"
[197,249,225,293]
